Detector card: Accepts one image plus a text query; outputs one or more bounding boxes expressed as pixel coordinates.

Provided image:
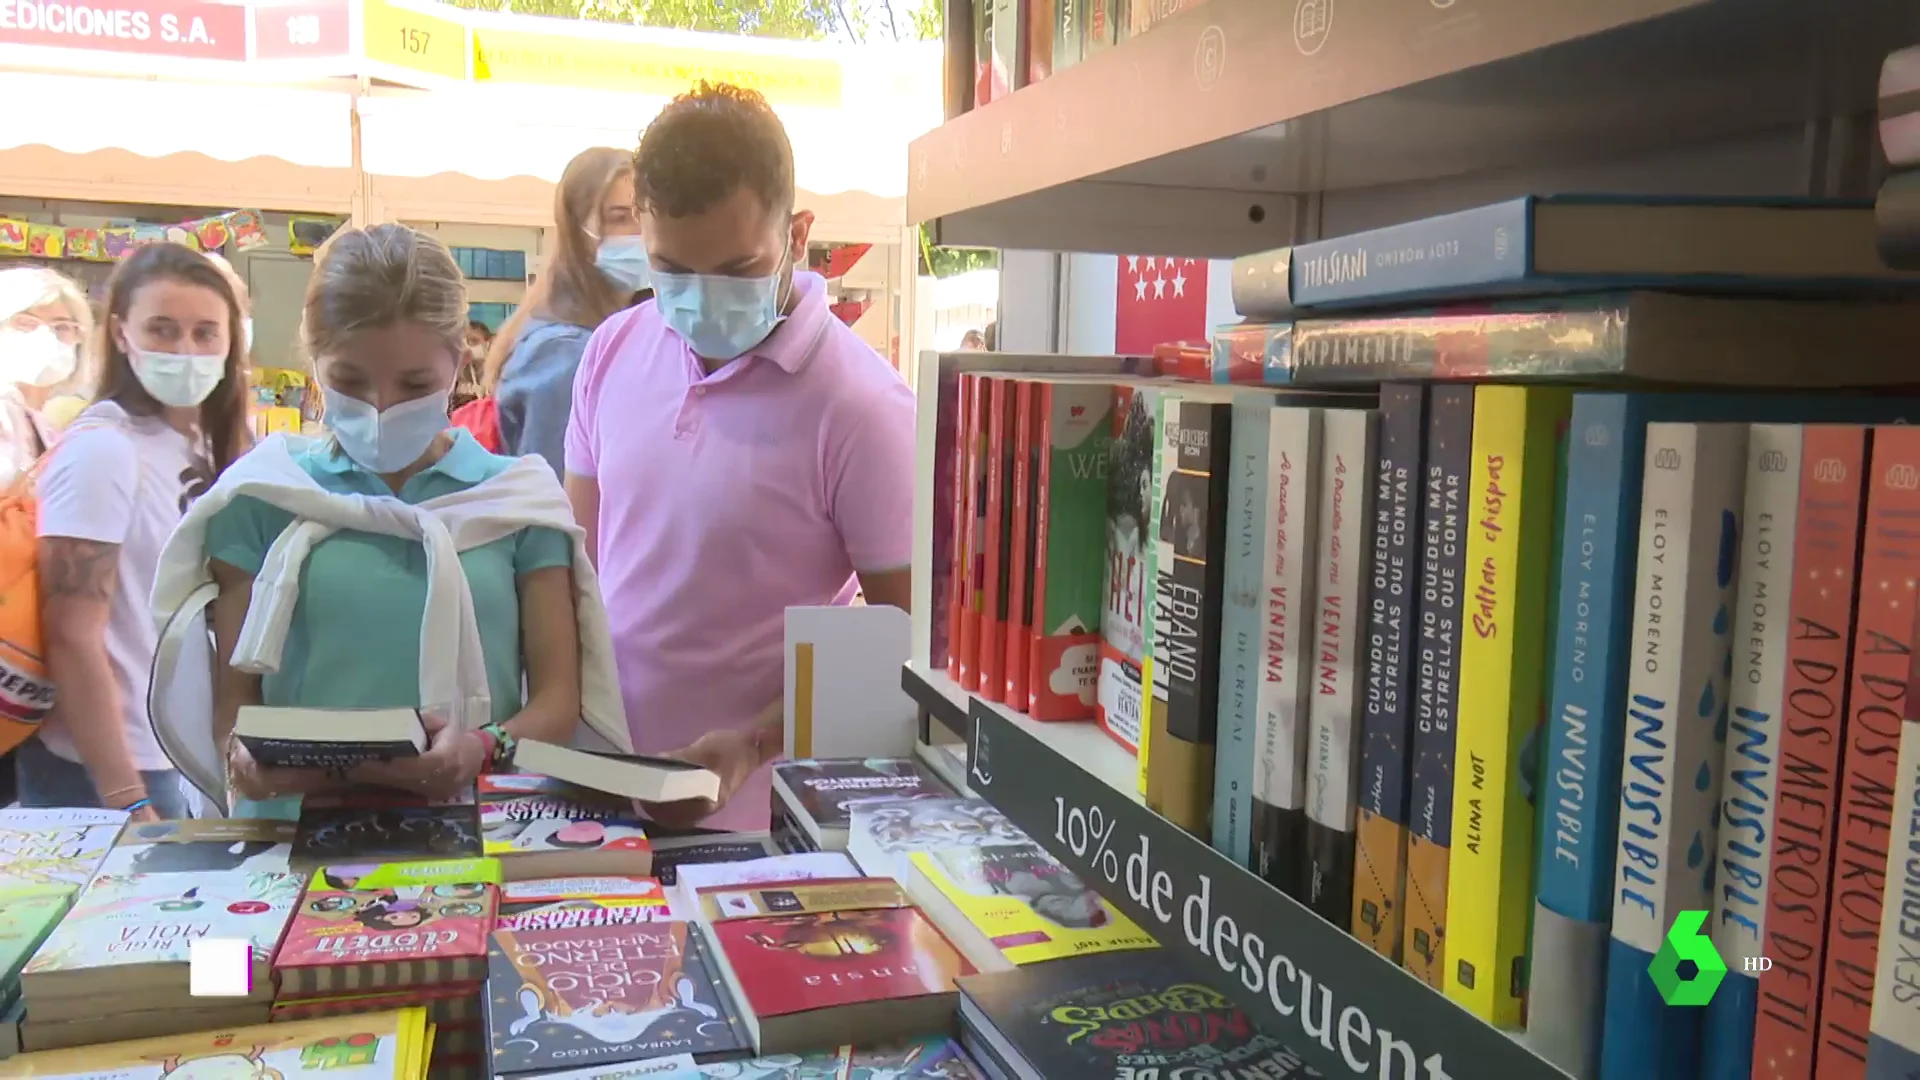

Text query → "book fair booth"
[0,0,939,427]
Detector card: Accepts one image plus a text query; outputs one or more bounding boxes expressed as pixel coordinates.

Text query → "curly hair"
[634,81,794,219]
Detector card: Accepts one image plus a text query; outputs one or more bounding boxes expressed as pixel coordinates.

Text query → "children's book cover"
[523,1048,852,1078]
[772,759,944,830]
[847,798,1026,866]
[274,879,495,988]
[22,872,301,978]
[0,808,125,893]
[95,820,295,878]
[488,922,747,1076]
[0,891,70,981]
[912,844,1157,964]
[496,899,679,932]
[498,877,666,911]
[478,776,652,858]
[848,1037,982,1079]
[0,1005,430,1079]
[293,797,482,866]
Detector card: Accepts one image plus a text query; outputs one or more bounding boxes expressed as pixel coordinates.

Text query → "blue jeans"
[14,737,194,819]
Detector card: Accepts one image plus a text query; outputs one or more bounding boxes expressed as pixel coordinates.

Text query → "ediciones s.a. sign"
[0,0,247,60]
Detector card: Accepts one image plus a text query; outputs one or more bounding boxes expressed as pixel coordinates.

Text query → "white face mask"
[0,326,77,388]
[128,346,225,408]
[322,387,451,474]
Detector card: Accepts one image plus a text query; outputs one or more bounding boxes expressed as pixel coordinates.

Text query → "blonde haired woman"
[486,147,649,475]
[0,267,91,479]
[148,223,632,815]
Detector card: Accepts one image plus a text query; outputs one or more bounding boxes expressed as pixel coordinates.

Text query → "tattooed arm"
[38,536,148,814]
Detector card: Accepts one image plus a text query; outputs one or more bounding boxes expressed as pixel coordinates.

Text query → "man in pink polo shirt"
[563,82,915,831]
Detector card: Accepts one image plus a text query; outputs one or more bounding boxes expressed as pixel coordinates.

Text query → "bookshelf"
[901,2,1920,1078]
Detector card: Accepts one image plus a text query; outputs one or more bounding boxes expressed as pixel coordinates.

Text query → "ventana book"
[487,920,750,1076]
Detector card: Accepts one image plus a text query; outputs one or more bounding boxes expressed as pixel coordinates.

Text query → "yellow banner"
[363,0,469,81]
[471,27,842,108]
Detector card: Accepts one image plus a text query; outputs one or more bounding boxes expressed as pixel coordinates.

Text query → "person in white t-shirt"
[0,267,91,486]
[21,243,253,822]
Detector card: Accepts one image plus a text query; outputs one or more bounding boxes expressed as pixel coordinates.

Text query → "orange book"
[1754,425,1870,1080]
[979,378,1014,703]
[956,374,990,691]
[1815,426,1920,1078]
[1005,380,1038,709]
[943,373,976,679]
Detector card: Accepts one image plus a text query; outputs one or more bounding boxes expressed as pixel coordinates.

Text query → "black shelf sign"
[961,694,1573,1080]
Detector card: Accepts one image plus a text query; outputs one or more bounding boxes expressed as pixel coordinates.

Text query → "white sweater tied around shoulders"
[148,433,632,813]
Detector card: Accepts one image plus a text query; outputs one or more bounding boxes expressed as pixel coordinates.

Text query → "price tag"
[361,0,466,81]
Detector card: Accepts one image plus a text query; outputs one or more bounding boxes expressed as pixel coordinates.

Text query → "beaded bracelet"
[119,798,151,815]
[479,722,517,771]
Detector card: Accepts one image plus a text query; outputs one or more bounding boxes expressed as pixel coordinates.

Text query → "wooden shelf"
[908,0,1920,256]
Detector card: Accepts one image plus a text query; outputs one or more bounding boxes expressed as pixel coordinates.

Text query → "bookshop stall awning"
[0,73,359,213]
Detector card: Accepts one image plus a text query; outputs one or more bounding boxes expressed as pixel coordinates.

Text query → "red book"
[1815,427,1920,1077]
[694,878,972,1054]
[943,372,976,678]
[979,378,1014,703]
[1755,425,1870,1080]
[956,375,990,691]
[273,878,496,996]
[1005,380,1038,709]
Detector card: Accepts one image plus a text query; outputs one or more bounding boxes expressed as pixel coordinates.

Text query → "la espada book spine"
[1352,385,1428,960]
[1213,402,1275,868]
[1703,424,1805,1080]
[1861,649,1920,1080]
[1252,405,1322,899]
[979,377,1014,703]
[1304,408,1379,924]
[1526,393,1656,1078]
[956,373,989,690]
[1754,425,1871,1080]
[1402,385,1474,989]
[1146,400,1234,836]
[1004,380,1038,708]
[1599,421,1749,1080]
[1443,384,1570,1027]
[1816,426,1920,1079]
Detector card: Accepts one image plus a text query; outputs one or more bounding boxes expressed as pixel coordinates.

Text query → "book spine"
[1141,392,1180,796]
[1862,702,1920,1079]
[936,367,966,671]
[1229,247,1295,322]
[1600,422,1749,1080]
[1352,386,1427,960]
[957,374,990,689]
[981,377,1014,703]
[1098,386,1152,752]
[1028,384,1113,721]
[1026,382,1056,713]
[1053,0,1085,73]
[1444,384,1570,1027]
[1290,198,1532,308]
[1005,380,1038,708]
[1251,405,1321,898]
[1149,400,1233,836]
[1305,408,1379,924]
[1026,0,1054,84]
[1525,393,1645,1079]
[1817,427,1920,1079]
[1754,425,1870,1080]
[990,0,1020,94]
[1289,304,1631,385]
[1403,385,1473,989]
[1703,424,1805,1080]
[1214,403,1274,869]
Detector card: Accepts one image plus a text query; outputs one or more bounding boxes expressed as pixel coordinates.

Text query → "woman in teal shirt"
[208,224,583,808]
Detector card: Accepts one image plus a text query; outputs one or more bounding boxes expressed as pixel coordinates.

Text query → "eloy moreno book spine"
[1527,392,1658,1077]
[1100,385,1157,754]
[1817,427,1920,1079]
[1004,380,1038,709]
[1252,405,1322,898]
[979,377,1015,704]
[1703,424,1805,1080]
[1600,421,1748,1080]
[1214,402,1275,868]
[1146,400,1234,837]
[1025,379,1115,721]
[1352,385,1427,960]
[1754,425,1871,1080]
[1402,385,1473,989]
[1444,384,1570,1027]
[1304,408,1379,925]
[956,373,990,690]
[1863,671,1920,1079]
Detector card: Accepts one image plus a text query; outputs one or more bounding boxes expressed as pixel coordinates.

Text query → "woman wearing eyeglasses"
[0,268,91,484]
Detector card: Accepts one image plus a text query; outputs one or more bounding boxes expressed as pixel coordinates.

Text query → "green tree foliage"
[446,0,838,37]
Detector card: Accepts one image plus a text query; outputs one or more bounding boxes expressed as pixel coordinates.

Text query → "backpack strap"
[147,580,225,817]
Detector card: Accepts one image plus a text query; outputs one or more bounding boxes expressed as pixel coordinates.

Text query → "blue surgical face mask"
[650,263,788,362]
[595,236,651,292]
[323,386,450,474]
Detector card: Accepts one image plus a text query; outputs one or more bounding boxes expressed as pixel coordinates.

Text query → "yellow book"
[1442,385,1570,1028]
[0,1006,432,1078]
[907,846,1158,967]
